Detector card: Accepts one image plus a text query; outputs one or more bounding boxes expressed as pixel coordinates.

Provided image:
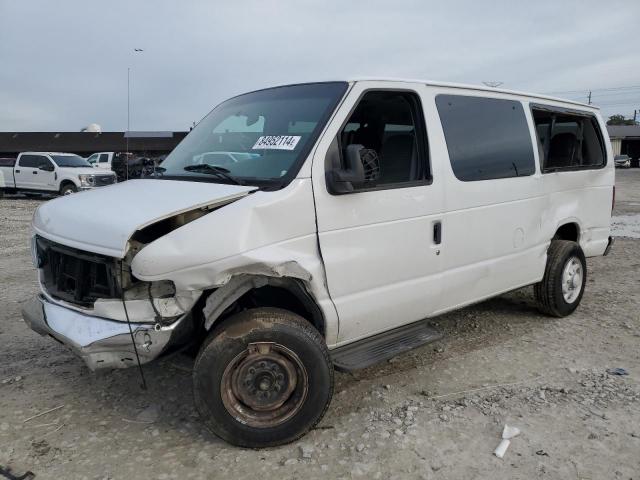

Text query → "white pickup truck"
[0,152,117,197]
[86,151,115,170]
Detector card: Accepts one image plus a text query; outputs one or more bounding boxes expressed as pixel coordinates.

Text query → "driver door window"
[339,90,429,189]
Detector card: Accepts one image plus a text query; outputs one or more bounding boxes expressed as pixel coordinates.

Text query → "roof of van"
[344,78,597,110]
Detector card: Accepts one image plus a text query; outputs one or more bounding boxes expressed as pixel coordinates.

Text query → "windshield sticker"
[252,135,301,151]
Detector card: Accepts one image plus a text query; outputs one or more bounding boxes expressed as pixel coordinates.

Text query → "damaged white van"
[22,80,615,447]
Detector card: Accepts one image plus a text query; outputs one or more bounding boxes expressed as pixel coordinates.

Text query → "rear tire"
[193,308,333,448]
[59,183,77,195]
[534,240,587,317]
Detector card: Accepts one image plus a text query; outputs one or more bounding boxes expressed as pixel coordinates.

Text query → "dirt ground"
[1,170,639,480]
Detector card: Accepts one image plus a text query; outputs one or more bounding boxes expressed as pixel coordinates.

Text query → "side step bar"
[331,320,443,372]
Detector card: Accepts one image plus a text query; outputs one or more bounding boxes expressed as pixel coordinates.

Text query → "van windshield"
[159,82,348,188]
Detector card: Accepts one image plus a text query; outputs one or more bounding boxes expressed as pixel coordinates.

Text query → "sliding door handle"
[433,221,442,245]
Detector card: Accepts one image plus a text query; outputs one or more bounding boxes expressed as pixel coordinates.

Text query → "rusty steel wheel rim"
[221,342,308,428]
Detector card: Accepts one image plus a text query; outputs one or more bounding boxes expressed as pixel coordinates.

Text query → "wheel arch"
[553,221,581,243]
[202,274,326,337]
[59,178,78,191]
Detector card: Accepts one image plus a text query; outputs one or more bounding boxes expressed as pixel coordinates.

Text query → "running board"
[331,321,443,372]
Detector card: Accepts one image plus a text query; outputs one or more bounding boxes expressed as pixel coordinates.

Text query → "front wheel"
[59,183,78,195]
[193,308,333,448]
[534,240,587,317]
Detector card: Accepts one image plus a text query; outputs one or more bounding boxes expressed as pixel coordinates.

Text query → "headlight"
[78,174,96,187]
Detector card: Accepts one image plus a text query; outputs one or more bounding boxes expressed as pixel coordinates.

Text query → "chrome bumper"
[22,295,191,370]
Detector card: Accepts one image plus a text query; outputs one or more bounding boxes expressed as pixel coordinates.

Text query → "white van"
[22,79,614,447]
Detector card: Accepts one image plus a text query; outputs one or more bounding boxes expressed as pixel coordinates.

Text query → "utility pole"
[634,110,637,123]
[126,67,130,180]
[588,91,592,105]
[125,49,143,181]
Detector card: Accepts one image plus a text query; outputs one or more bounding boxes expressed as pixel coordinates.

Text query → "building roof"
[607,125,640,139]
[0,131,188,155]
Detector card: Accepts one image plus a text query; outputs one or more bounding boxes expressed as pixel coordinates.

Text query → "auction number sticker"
[252,135,301,150]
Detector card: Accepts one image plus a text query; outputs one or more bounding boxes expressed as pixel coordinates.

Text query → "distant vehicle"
[194,151,260,167]
[86,152,116,170]
[614,154,631,168]
[111,153,157,182]
[0,152,116,197]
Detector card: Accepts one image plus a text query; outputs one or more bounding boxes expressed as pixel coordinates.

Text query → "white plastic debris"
[502,424,521,440]
[494,439,511,459]
[494,424,521,459]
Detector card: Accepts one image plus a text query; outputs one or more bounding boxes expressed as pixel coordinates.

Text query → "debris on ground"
[606,367,629,376]
[494,424,521,459]
[0,465,36,480]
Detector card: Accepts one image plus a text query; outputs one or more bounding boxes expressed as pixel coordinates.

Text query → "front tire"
[534,240,587,317]
[59,183,78,195]
[193,308,333,448]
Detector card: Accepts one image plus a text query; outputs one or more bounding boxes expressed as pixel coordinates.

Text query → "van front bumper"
[22,295,190,371]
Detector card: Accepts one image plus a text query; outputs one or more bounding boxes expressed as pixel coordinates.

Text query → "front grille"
[36,236,120,306]
[94,175,116,187]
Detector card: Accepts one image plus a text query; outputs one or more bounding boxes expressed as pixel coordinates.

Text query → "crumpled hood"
[33,179,256,258]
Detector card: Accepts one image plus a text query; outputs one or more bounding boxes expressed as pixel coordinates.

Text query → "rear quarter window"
[0,158,16,167]
[436,95,535,181]
[531,106,605,172]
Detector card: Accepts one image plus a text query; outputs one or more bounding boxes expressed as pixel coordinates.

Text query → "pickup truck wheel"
[193,308,333,448]
[60,183,77,195]
[534,240,587,317]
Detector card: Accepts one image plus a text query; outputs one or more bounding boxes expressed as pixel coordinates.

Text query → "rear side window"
[436,95,535,181]
[531,107,605,172]
[99,153,109,163]
[19,155,50,168]
[0,158,16,167]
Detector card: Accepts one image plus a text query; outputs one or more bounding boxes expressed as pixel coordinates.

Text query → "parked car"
[0,152,116,197]
[614,154,631,168]
[22,80,615,448]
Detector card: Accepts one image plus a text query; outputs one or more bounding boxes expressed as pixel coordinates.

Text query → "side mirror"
[326,144,367,194]
[39,164,54,172]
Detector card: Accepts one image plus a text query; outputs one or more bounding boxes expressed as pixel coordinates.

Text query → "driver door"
[311,82,445,345]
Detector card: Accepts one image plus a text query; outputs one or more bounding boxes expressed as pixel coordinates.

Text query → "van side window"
[531,108,605,172]
[436,95,535,181]
[339,90,429,188]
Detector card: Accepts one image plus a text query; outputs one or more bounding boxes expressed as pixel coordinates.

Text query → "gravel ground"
[1,170,639,480]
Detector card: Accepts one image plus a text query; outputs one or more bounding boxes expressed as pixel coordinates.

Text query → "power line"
[544,85,640,95]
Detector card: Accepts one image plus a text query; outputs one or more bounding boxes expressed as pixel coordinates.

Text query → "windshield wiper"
[183,164,244,185]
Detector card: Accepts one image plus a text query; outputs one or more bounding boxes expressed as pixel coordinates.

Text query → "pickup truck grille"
[94,175,116,187]
[36,236,120,307]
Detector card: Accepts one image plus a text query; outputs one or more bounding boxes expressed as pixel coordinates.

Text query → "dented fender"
[130,179,340,344]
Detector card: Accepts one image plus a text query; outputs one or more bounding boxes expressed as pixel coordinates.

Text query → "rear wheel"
[534,240,587,317]
[193,308,333,448]
[59,183,77,195]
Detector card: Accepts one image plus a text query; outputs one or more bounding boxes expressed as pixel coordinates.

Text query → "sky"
[1,0,639,132]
